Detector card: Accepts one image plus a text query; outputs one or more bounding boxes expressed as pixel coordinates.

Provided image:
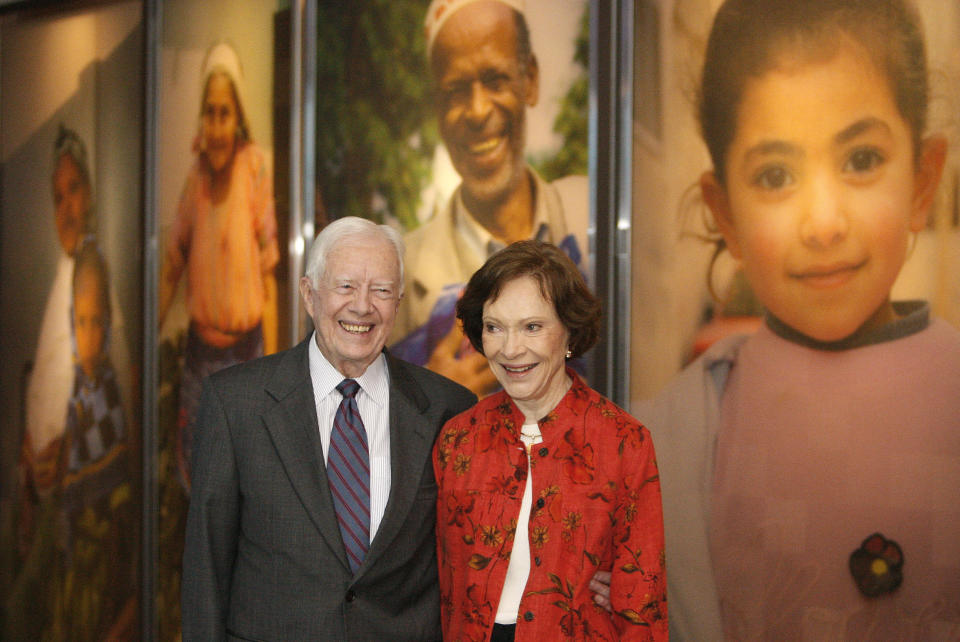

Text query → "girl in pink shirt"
[638,1,960,638]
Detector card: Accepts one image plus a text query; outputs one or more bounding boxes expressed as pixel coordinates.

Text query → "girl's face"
[703,45,945,342]
[201,73,239,174]
[74,267,107,378]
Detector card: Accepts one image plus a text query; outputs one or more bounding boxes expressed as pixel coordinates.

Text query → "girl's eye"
[753,165,793,191]
[844,148,885,174]
[525,323,542,332]
[483,323,500,334]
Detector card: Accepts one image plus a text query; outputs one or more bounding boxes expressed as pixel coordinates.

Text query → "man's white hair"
[304,217,405,296]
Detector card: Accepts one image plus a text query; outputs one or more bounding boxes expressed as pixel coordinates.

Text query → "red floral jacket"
[434,371,668,641]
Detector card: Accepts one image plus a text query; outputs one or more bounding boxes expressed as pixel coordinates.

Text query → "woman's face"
[481,275,571,419]
[52,153,90,257]
[201,72,240,174]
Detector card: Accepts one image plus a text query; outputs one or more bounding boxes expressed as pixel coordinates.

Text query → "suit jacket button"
[534,556,541,566]
[345,589,356,603]
[535,497,545,509]
[523,611,534,621]
[538,447,548,457]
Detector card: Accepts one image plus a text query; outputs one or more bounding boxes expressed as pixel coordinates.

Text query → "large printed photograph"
[627,0,960,637]
[0,2,144,639]
[155,1,288,637]
[314,0,591,398]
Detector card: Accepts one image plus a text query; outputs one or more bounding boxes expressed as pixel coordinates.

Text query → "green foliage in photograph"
[532,6,589,182]
[316,0,436,230]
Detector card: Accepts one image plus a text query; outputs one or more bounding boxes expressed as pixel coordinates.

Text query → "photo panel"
[155,1,291,637]
[0,1,145,639]
[313,0,592,398]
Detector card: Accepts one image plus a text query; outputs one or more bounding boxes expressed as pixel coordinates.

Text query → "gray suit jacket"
[181,338,476,641]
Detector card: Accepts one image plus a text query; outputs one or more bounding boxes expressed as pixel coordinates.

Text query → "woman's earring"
[565,349,572,359]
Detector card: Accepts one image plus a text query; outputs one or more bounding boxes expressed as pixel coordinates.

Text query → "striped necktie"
[327,379,370,573]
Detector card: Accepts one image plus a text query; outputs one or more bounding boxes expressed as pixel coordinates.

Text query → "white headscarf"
[198,42,252,144]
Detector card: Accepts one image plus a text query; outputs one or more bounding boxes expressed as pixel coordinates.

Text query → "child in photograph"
[635,0,960,638]
[58,238,136,639]
[159,42,279,490]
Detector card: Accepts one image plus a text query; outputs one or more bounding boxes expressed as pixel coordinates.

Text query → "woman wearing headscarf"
[159,42,279,489]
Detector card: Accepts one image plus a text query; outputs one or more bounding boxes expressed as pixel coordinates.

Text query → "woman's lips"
[501,362,536,375]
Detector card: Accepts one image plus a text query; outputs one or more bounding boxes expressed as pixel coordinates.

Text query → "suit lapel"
[363,352,435,566]
[262,338,350,571]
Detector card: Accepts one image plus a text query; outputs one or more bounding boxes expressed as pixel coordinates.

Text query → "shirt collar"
[764,300,930,351]
[451,168,553,258]
[307,331,389,406]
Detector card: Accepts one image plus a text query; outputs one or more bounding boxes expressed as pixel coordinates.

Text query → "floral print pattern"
[434,371,668,640]
[849,532,904,597]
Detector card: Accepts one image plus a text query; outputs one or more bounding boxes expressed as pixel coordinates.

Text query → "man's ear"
[700,170,741,259]
[910,134,948,232]
[299,276,316,318]
[524,53,539,107]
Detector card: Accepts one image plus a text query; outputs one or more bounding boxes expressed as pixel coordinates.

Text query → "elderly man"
[181,216,477,640]
[390,0,589,396]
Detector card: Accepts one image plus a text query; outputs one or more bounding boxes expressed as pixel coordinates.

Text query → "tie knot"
[337,379,361,399]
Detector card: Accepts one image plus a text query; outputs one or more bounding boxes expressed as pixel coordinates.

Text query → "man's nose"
[465,81,493,124]
[348,286,375,314]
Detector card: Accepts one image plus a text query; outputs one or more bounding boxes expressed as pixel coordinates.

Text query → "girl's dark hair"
[455,240,601,358]
[700,0,929,185]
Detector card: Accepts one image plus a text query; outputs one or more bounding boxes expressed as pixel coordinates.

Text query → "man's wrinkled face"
[300,235,401,378]
[431,1,538,207]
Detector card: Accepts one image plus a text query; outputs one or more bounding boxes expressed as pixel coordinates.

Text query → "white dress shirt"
[307,332,391,541]
[495,421,543,624]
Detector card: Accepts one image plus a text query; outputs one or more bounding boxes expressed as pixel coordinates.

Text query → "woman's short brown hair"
[456,240,601,358]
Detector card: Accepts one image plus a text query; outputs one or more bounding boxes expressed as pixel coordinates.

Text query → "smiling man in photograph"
[390,0,589,397]
[181,216,476,641]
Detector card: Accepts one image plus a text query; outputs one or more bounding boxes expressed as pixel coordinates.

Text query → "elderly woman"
[434,240,668,641]
[159,42,279,489]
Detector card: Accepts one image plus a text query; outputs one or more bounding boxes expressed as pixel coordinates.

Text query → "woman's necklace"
[519,425,542,448]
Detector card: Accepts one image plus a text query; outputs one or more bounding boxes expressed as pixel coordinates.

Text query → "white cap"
[424,0,526,59]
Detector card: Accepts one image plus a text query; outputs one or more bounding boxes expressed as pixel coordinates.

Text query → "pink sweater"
[711,316,960,640]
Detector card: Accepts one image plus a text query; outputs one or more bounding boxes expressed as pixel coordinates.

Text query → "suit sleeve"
[181,378,241,641]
